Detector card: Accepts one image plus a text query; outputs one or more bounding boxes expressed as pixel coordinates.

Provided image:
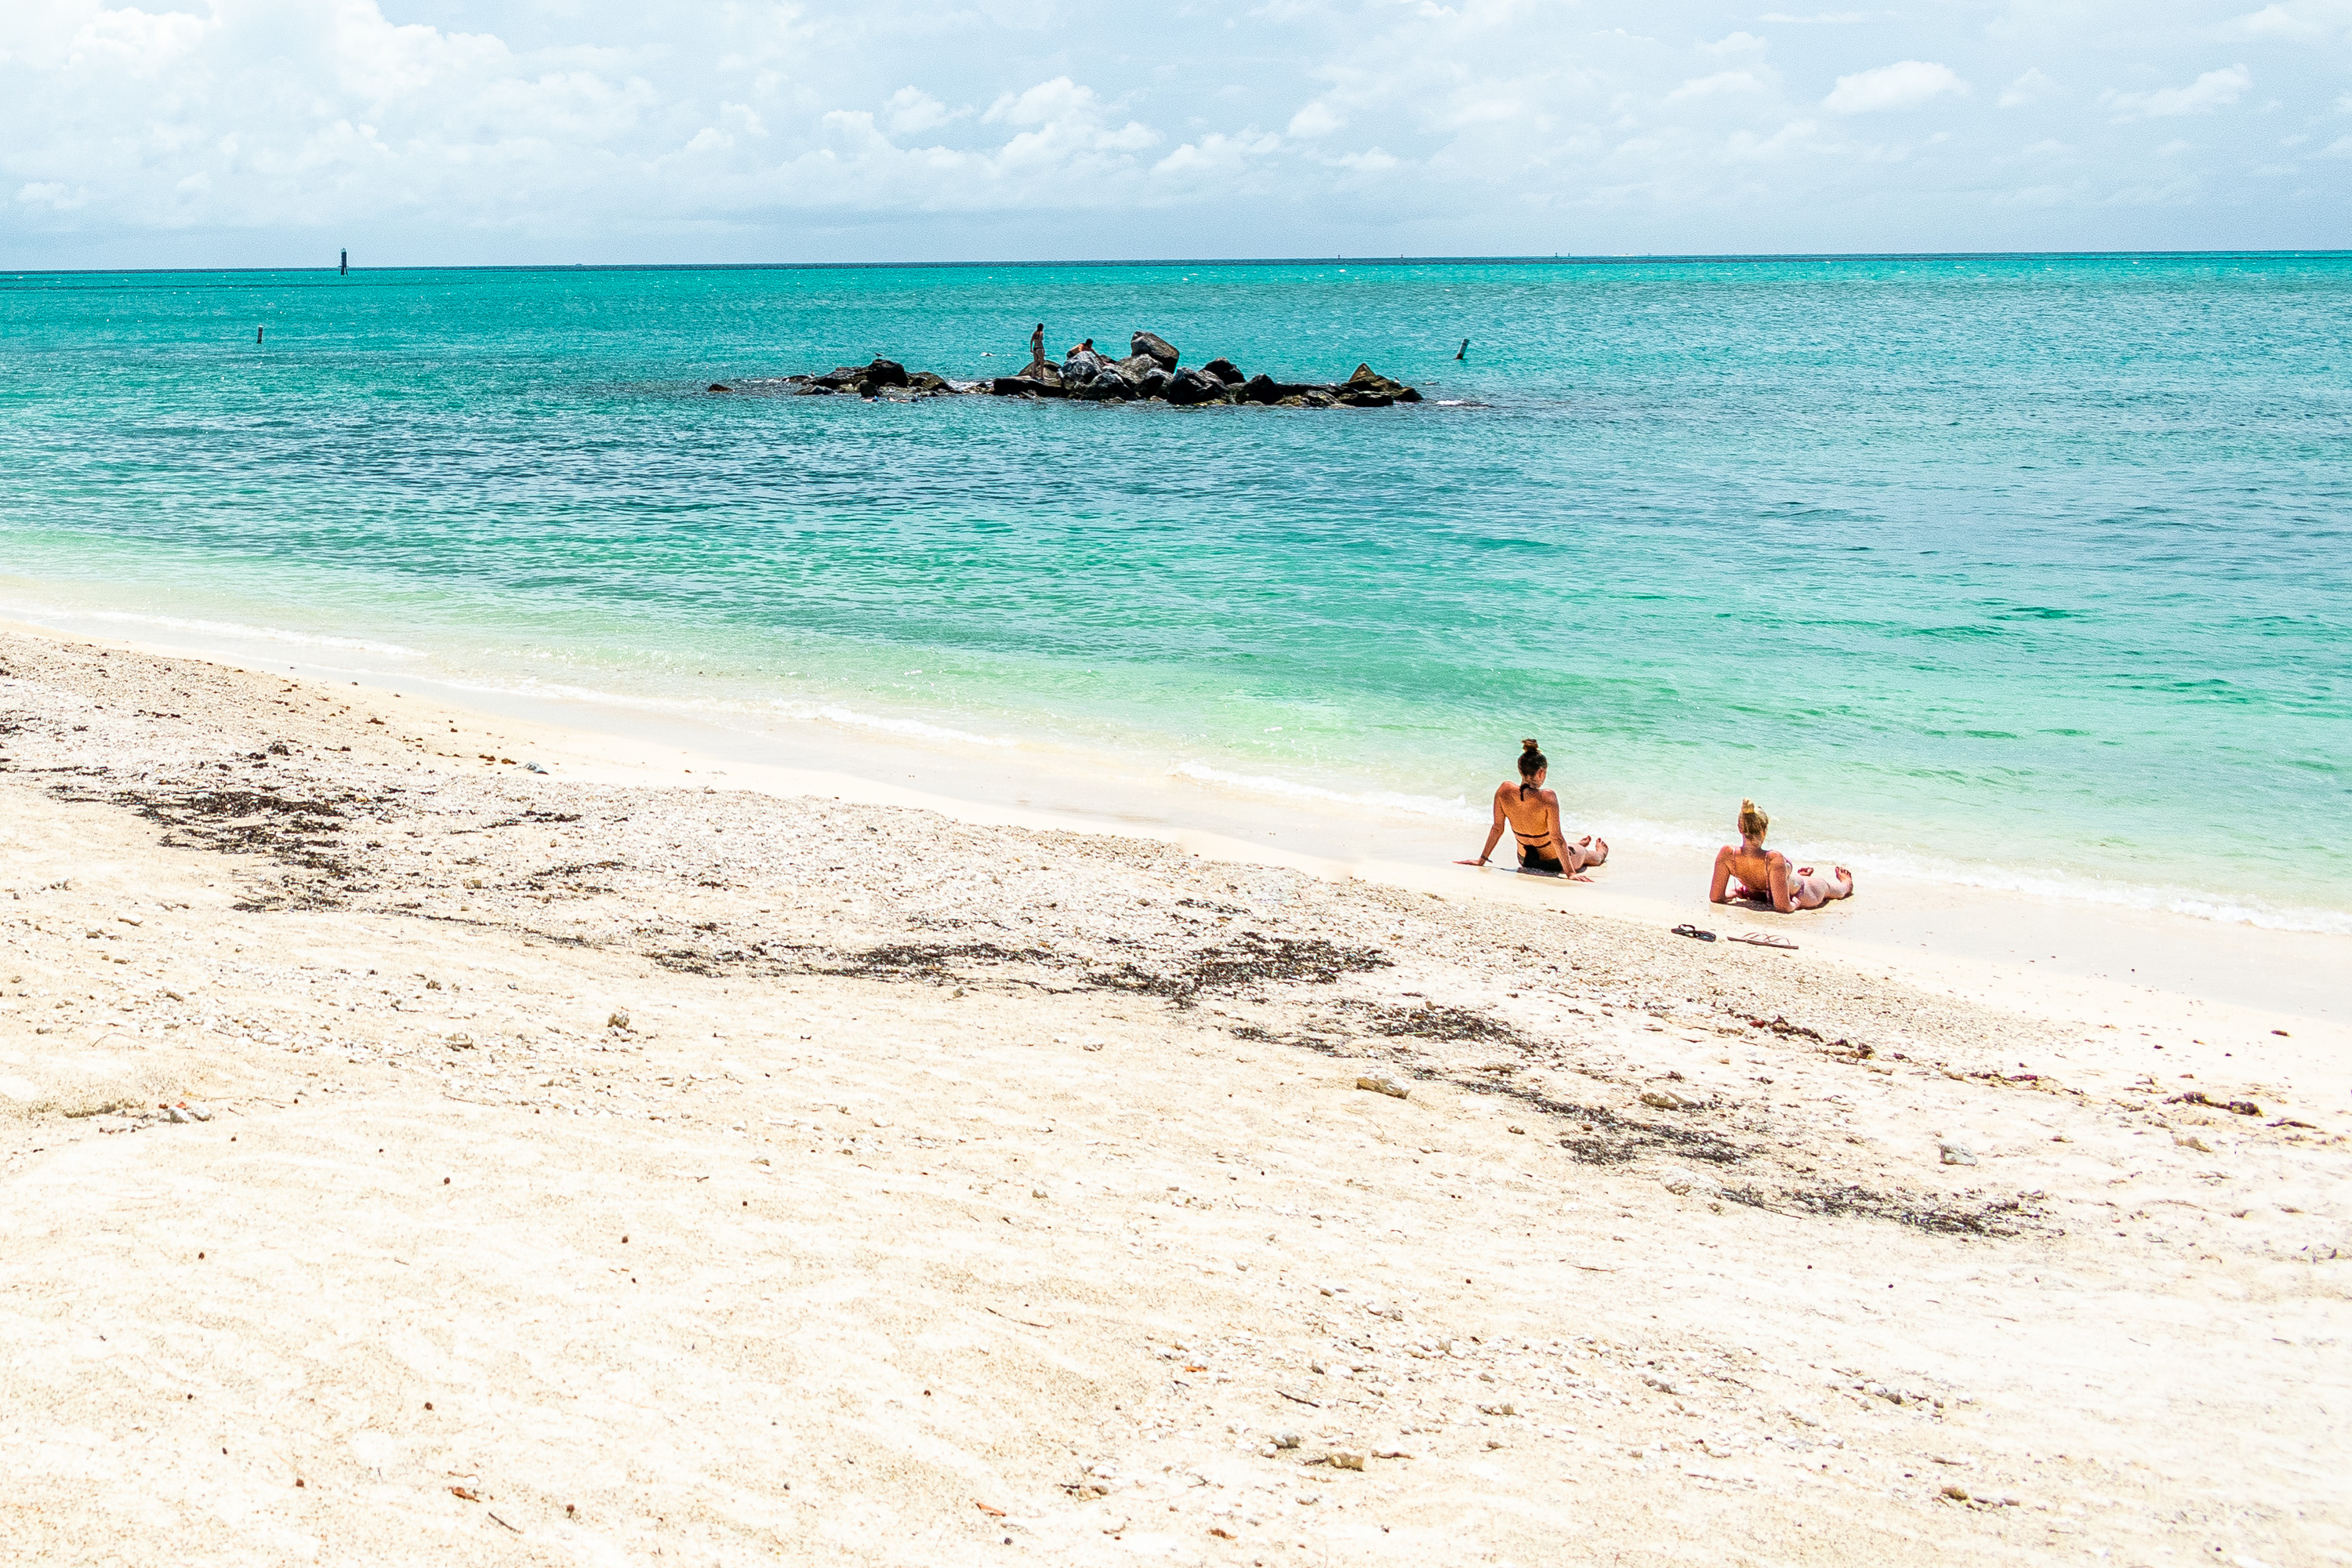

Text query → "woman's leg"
[1787,866,1855,909]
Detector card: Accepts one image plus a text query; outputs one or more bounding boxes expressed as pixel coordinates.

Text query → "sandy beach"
[2,621,2347,1566]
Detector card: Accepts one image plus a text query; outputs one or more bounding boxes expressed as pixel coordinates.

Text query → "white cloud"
[883,88,952,136]
[1668,70,1768,103]
[2228,2,2351,40]
[2102,65,2251,120]
[1723,117,1822,162]
[1154,130,1280,181]
[1823,60,1965,114]
[64,5,212,78]
[1286,100,1343,138]
[1998,68,2056,108]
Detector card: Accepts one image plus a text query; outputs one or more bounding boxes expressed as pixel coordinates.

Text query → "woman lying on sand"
[1709,799,1853,913]
[1461,739,1608,879]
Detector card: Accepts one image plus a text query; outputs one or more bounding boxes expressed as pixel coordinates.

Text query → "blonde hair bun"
[1737,798,1769,838]
[1522,737,1541,752]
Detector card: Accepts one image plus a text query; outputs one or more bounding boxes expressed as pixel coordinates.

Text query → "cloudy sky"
[3,0,2347,265]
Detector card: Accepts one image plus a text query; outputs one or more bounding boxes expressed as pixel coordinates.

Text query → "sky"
[2,0,2348,266]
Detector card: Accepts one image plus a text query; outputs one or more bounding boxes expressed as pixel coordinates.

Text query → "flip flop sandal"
[1669,924,1717,941]
[1728,933,1798,949]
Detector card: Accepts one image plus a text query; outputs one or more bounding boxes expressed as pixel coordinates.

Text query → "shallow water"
[2,256,2347,931]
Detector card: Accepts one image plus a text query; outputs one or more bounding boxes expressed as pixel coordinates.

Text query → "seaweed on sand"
[52,780,371,910]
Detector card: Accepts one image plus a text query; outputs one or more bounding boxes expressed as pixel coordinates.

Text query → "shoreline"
[14,587,2347,942]
[4,610,2343,1035]
[9,584,2352,951]
[3,623,2347,1564]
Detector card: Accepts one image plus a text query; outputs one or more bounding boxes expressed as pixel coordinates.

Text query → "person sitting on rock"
[1708,799,1853,912]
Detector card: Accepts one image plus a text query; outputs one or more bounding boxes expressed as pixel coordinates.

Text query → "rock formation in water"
[735,332,1422,408]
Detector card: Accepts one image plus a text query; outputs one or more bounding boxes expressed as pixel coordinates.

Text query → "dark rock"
[1131,331,1179,369]
[1200,358,1243,386]
[1241,374,1325,405]
[990,375,1064,397]
[707,384,732,393]
[1345,364,1422,402]
[907,372,949,393]
[1338,390,1394,408]
[1115,353,1162,383]
[1131,365,1174,400]
[862,358,910,389]
[1277,389,1341,408]
[1163,368,1224,405]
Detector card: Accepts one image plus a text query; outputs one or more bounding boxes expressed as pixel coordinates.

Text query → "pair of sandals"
[1672,923,1795,949]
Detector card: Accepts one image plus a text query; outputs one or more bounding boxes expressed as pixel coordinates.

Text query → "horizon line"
[5,247,2350,279]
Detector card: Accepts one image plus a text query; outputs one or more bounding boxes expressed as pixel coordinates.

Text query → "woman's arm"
[1708,845,1734,904]
[1769,852,1795,913]
[1458,786,1507,866]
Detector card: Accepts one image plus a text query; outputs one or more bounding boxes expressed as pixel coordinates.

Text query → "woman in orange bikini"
[1461,739,1608,878]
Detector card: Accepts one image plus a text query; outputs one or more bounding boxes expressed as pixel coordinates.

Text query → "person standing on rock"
[1029,323,1046,376]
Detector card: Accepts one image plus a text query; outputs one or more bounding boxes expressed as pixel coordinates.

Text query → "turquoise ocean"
[2,256,2347,933]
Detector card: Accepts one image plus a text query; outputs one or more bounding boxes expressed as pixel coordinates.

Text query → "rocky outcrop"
[777,357,938,397]
[756,334,1422,408]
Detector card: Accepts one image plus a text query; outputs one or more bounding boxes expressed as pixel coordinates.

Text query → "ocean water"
[2,256,2347,932]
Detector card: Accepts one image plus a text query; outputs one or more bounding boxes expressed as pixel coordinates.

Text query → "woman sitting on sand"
[1709,799,1853,913]
[1461,739,1608,878]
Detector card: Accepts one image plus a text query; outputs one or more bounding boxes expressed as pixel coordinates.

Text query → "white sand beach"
[3,622,2347,1566]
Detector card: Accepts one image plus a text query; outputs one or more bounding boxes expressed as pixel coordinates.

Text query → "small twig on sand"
[985,1305,1053,1329]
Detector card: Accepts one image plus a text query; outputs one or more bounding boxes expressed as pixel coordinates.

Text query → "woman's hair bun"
[1522,737,1541,752]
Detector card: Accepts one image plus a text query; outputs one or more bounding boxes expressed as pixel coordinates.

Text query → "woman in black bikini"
[1461,739,1608,877]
